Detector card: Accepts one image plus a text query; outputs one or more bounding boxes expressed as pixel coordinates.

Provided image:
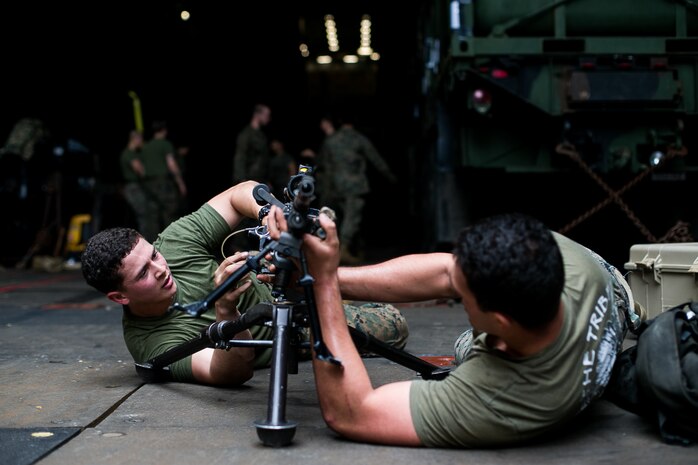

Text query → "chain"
[657,220,694,243]
[556,143,692,242]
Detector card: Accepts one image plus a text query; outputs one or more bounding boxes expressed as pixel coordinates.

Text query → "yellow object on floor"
[65,214,91,254]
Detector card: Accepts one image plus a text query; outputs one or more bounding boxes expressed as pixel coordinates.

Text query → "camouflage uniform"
[233,125,270,184]
[343,301,409,349]
[318,126,397,250]
[121,203,409,382]
[296,302,409,360]
[140,138,180,239]
[120,145,160,242]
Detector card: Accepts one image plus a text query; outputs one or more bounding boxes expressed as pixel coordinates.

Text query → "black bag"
[605,302,698,446]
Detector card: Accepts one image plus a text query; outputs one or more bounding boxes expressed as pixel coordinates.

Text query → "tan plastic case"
[624,243,698,318]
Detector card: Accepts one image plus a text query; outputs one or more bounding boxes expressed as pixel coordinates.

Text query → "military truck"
[416,0,698,265]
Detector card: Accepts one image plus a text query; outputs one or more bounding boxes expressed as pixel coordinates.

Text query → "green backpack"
[606,302,698,446]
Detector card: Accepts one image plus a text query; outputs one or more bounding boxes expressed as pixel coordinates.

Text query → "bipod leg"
[255,303,297,447]
[349,327,451,380]
[298,251,341,365]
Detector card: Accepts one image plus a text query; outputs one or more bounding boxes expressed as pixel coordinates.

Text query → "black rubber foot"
[254,421,298,447]
[134,363,172,383]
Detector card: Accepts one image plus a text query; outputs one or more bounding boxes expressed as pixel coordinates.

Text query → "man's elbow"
[229,365,254,386]
[321,409,368,441]
[322,410,352,438]
[322,409,422,447]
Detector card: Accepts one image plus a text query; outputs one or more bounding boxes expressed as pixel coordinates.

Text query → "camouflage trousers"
[254,301,409,366]
[454,328,475,366]
[300,301,409,357]
[342,301,409,350]
[336,195,365,247]
[142,177,181,238]
[122,182,160,242]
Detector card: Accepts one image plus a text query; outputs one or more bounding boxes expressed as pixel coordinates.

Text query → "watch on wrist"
[258,204,271,223]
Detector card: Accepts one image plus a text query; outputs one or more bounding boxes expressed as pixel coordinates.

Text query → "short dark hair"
[453,213,564,329]
[82,228,142,294]
[253,104,270,115]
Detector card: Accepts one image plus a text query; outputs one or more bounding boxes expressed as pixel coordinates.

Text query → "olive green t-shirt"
[122,203,274,381]
[409,233,623,447]
[120,147,141,182]
[141,138,175,179]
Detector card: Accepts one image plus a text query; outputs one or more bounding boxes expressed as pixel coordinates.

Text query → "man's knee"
[343,302,409,349]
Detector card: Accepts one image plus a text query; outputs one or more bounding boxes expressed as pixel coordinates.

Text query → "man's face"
[109,238,177,313]
[320,119,333,135]
[259,107,271,126]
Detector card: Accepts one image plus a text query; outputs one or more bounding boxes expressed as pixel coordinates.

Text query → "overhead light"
[325,14,339,53]
[357,15,373,56]
[343,55,359,64]
[180,10,190,21]
[317,55,332,64]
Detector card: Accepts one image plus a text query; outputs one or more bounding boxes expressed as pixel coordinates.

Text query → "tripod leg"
[254,303,297,447]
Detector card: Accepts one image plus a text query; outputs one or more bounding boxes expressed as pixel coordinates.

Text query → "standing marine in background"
[119,130,160,241]
[140,120,187,239]
[233,104,272,185]
[317,113,397,264]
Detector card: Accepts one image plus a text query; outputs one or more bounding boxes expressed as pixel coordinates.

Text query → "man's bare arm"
[207,180,265,229]
[191,252,255,386]
[267,207,422,445]
[337,253,460,303]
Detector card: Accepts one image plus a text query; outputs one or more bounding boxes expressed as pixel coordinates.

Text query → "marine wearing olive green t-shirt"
[122,203,409,382]
[122,204,275,381]
[409,232,624,447]
[140,138,175,179]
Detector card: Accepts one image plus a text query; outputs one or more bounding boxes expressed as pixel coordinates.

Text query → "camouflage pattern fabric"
[120,145,161,241]
[453,328,474,365]
[316,126,396,247]
[122,182,160,242]
[1,118,48,161]
[294,301,409,360]
[143,177,180,234]
[335,195,365,244]
[319,126,395,196]
[342,301,409,350]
